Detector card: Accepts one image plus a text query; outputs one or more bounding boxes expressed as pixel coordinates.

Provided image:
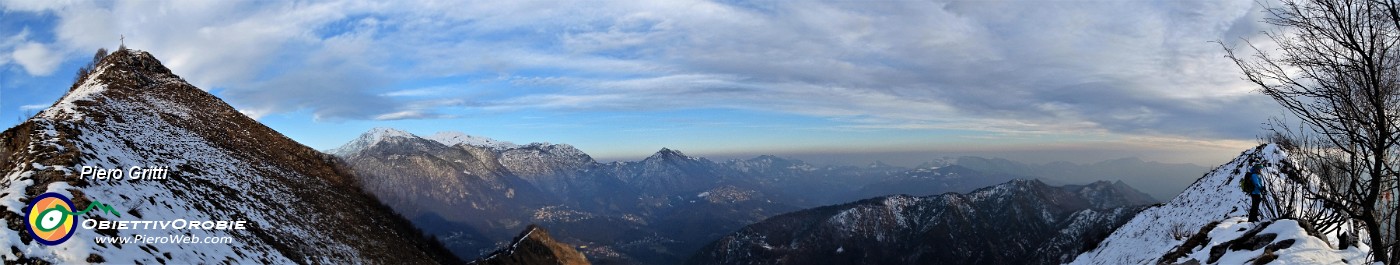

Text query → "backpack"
[1240,173,1256,193]
[1240,166,1261,193]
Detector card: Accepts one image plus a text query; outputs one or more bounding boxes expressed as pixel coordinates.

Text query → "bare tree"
[94,48,108,64]
[74,48,110,83]
[1223,0,1400,262]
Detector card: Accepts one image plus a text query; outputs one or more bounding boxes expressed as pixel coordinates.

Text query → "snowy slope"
[1070,144,1364,264]
[0,49,457,264]
[1157,217,1367,265]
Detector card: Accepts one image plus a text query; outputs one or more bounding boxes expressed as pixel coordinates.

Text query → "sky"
[0,0,1285,166]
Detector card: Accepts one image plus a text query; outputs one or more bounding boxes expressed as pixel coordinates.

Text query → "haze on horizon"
[1,1,1280,168]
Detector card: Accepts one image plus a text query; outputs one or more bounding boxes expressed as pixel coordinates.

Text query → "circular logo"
[26,192,76,245]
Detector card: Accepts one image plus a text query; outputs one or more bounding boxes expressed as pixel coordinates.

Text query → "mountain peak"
[86,48,181,89]
[1112,179,1130,187]
[425,131,519,150]
[39,48,190,122]
[81,48,169,79]
[368,127,415,138]
[868,160,893,168]
[649,147,690,160]
[328,127,420,156]
[1065,179,1159,209]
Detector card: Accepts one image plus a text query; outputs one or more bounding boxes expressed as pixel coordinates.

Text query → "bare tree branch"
[1224,0,1400,262]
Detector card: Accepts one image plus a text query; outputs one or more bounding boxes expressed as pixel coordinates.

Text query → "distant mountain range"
[331,126,1168,264]
[951,156,1208,200]
[688,179,1154,265]
[333,128,801,264]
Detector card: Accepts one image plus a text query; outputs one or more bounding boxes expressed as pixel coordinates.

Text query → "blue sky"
[0,0,1282,165]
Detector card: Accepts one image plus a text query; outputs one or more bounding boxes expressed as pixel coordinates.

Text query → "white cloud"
[373,110,454,120]
[12,42,61,76]
[381,86,458,97]
[374,111,425,120]
[19,104,48,111]
[0,0,78,12]
[53,4,117,52]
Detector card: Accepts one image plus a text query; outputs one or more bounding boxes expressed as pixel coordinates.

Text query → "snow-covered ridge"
[327,127,419,157]
[369,127,416,139]
[426,131,520,151]
[38,66,107,121]
[1070,144,1363,264]
[1070,145,1279,264]
[331,129,565,157]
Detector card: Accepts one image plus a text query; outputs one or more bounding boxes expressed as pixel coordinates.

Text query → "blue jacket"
[1248,169,1264,195]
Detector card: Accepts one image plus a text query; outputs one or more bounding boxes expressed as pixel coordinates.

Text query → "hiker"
[1245,164,1266,222]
